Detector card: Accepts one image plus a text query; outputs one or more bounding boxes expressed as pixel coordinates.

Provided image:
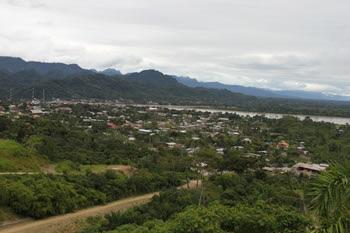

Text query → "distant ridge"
[0,55,350,118]
[174,76,283,98]
[0,56,88,78]
[174,76,350,102]
[0,57,255,107]
[0,56,349,102]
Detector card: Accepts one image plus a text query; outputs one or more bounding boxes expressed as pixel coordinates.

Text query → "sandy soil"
[0,180,200,233]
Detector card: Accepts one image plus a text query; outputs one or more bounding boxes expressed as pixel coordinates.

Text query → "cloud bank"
[0,0,350,94]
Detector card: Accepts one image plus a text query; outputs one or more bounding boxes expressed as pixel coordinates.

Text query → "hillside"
[0,67,257,106]
[0,139,46,172]
[0,56,87,77]
[1,57,350,117]
[1,56,348,103]
[174,76,284,98]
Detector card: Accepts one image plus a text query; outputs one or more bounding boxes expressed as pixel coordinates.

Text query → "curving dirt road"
[0,180,200,233]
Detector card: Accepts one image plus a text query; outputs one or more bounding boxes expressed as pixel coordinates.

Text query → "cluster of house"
[263,163,329,176]
[0,99,75,118]
[0,100,330,176]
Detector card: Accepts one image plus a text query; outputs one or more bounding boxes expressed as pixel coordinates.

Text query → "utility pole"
[32,88,35,100]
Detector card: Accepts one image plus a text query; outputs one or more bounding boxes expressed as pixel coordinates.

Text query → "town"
[3,95,350,233]
[0,98,336,177]
[1,0,349,232]
[0,99,348,233]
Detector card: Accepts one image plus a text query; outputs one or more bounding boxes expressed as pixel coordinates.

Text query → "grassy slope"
[55,161,134,175]
[0,139,46,172]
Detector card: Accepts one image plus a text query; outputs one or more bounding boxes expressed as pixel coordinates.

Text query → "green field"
[0,139,46,172]
[54,161,134,175]
[53,161,110,174]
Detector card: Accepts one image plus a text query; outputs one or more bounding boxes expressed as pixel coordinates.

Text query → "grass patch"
[54,162,135,175]
[81,164,109,173]
[55,163,110,174]
[55,160,81,174]
[0,139,46,172]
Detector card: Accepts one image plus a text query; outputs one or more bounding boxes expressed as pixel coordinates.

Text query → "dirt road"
[0,180,200,233]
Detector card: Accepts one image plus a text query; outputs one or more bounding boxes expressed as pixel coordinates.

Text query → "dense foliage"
[0,103,349,232]
[81,173,311,233]
[309,164,350,233]
[0,170,181,218]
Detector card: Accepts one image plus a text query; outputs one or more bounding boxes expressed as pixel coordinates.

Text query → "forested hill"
[0,63,256,106]
[1,56,350,117]
[0,56,88,78]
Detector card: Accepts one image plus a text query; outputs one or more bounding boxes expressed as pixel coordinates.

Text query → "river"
[158,105,350,125]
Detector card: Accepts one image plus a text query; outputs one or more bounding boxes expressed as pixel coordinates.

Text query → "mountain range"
[0,56,88,78]
[1,56,349,102]
[1,56,350,117]
[174,76,350,101]
[0,56,256,107]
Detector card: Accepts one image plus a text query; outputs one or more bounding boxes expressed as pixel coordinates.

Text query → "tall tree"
[309,164,350,233]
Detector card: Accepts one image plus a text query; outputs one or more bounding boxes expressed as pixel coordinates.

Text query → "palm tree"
[308,164,350,233]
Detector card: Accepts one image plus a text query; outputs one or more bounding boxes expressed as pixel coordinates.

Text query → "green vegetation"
[0,170,180,219]
[80,173,311,233]
[2,68,350,117]
[80,165,111,174]
[54,160,80,174]
[309,163,350,233]
[0,207,18,223]
[0,103,349,232]
[0,139,46,172]
[101,203,307,233]
[54,162,133,176]
[81,166,350,233]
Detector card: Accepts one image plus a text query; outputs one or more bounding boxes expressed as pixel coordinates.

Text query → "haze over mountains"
[0,56,349,103]
[174,76,350,101]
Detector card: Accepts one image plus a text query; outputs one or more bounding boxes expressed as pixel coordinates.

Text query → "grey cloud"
[6,0,48,8]
[230,54,318,71]
[0,0,350,95]
[96,56,145,70]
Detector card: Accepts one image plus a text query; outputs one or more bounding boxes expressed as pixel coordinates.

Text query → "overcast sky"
[0,0,350,94]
